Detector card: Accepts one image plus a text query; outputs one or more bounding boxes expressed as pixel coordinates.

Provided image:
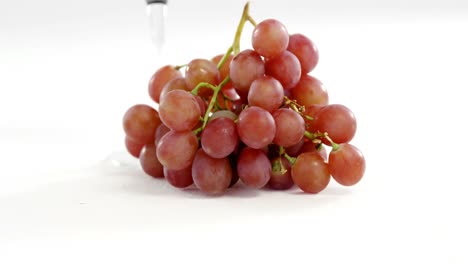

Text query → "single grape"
[268,156,294,190]
[185,59,219,97]
[229,49,265,96]
[248,76,284,113]
[252,19,289,59]
[158,90,201,131]
[285,139,304,157]
[159,77,190,101]
[237,147,271,188]
[164,166,193,188]
[201,117,239,159]
[287,33,319,73]
[291,75,328,106]
[123,104,161,144]
[156,130,198,170]
[148,65,182,103]
[140,144,164,178]
[329,143,365,186]
[312,104,357,145]
[237,106,276,149]
[265,50,301,89]
[272,108,305,147]
[125,136,144,158]
[192,149,232,195]
[292,152,330,193]
[300,141,328,161]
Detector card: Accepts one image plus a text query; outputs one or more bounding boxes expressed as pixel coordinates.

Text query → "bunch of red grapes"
[122,4,365,195]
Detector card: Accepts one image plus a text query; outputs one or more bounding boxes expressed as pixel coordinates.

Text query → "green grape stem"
[304,131,340,151]
[193,2,255,132]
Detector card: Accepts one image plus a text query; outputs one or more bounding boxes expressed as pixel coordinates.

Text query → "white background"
[1,0,467,263]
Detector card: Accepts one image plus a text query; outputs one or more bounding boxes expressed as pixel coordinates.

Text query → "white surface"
[1,0,467,263]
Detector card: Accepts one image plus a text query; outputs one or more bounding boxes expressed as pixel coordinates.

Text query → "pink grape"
[125,136,144,158]
[312,104,357,145]
[291,75,328,106]
[140,144,164,178]
[287,33,319,73]
[192,149,232,195]
[185,59,220,97]
[265,50,301,89]
[252,19,289,59]
[123,104,161,144]
[237,106,276,149]
[329,143,365,186]
[156,130,198,170]
[158,90,201,132]
[201,117,239,159]
[237,147,271,188]
[248,76,284,113]
[229,49,265,96]
[164,166,193,188]
[272,108,305,147]
[268,156,294,190]
[291,152,330,193]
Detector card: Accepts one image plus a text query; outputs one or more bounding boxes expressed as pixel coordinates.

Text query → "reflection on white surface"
[1,0,468,263]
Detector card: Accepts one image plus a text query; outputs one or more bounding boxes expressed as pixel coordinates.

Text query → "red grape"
[164,166,193,188]
[156,130,198,170]
[159,90,201,131]
[291,152,330,193]
[148,65,182,103]
[300,141,328,161]
[252,19,289,59]
[192,149,232,195]
[272,108,305,147]
[201,117,239,159]
[237,147,271,188]
[291,75,328,106]
[237,106,276,149]
[312,104,357,145]
[140,144,164,178]
[248,76,284,113]
[155,124,170,145]
[329,143,365,186]
[125,136,144,158]
[229,49,265,96]
[123,104,161,144]
[287,33,319,73]
[265,50,301,89]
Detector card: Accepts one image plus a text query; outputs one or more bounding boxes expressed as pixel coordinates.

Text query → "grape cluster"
[122,3,365,195]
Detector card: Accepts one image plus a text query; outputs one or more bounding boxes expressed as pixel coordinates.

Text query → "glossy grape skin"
[252,19,289,59]
[125,136,144,158]
[123,104,161,144]
[159,77,190,101]
[236,106,276,149]
[287,33,319,73]
[158,90,201,132]
[185,59,220,97]
[291,152,330,193]
[291,75,328,106]
[164,166,193,188]
[265,50,301,90]
[156,130,198,170]
[248,76,284,113]
[312,104,357,145]
[139,144,164,178]
[209,110,237,121]
[268,156,294,190]
[272,108,305,147]
[237,147,271,188]
[192,149,232,195]
[229,49,265,96]
[148,65,182,103]
[201,117,239,159]
[300,141,328,161]
[329,143,365,186]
